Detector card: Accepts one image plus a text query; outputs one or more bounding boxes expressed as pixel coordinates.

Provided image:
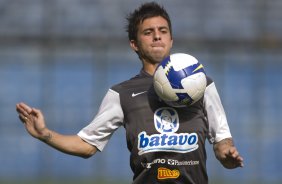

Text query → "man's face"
[130,16,173,65]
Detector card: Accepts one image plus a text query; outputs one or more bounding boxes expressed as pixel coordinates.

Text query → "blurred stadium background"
[0,0,281,184]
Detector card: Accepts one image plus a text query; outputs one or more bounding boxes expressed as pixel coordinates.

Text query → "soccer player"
[16,2,243,183]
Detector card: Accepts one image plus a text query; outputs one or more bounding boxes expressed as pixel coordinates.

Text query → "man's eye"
[144,31,151,35]
[160,29,168,34]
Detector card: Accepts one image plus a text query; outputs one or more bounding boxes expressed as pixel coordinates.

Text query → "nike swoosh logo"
[192,64,204,73]
[132,91,147,97]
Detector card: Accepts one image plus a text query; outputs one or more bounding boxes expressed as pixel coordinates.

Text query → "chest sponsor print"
[137,107,199,155]
[157,167,180,180]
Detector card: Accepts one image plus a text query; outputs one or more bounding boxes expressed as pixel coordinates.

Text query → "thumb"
[31,108,44,119]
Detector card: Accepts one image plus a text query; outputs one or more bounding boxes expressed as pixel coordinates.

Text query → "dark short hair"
[126,2,172,41]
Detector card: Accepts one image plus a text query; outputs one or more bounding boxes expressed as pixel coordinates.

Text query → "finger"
[18,114,28,123]
[17,102,33,114]
[237,156,244,163]
[31,108,40,115]
[31,108,44,119]
[230,150,239,159]
[16,104,25,114]
[228,147,240,159]
[16,104,31,118]
[17,110,29,119]
[235,157,244,167]
[239,160,244,167]
[230,149,244,167]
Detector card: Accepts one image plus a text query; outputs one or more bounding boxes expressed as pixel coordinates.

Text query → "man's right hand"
[16,102,97,158]
[16,102,50,141]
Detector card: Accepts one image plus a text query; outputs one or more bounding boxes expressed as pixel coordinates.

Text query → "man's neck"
[143,63,159,76]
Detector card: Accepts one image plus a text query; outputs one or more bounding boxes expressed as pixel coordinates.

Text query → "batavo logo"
[137,107,199,155]
[157,167,180,180]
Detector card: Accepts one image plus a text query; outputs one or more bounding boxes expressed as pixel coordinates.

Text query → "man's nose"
[153,31,161,41]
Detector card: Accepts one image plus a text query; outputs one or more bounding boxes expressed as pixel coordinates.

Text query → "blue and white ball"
[153,53,207,107]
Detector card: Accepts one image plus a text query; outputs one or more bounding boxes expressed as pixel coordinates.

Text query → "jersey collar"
[140,69,153,78]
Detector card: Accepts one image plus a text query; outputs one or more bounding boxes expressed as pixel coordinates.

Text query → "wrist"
[38,128,52,143]
[213,138,234,159]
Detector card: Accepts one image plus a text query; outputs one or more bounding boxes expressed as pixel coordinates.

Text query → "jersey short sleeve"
[77,89,124,151]
[204,82,232,143]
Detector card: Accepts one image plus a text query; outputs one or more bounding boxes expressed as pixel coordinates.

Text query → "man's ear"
[130,40,139,52]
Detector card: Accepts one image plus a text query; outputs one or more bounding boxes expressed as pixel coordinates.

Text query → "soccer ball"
[153,53,207,107]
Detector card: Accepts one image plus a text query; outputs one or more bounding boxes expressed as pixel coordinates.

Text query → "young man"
[16,2,243,183]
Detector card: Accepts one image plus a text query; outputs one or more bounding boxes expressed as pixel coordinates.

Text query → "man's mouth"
[151,42,165,48]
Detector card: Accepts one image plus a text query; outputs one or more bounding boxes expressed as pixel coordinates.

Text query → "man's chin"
[153,54,168,63]
[141,52,169,64]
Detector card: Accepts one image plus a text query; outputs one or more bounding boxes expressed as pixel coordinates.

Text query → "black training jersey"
[78,70,231,184]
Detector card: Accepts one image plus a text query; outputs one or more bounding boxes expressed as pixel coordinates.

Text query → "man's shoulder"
[111,72,152,93]
[206,75,214,86]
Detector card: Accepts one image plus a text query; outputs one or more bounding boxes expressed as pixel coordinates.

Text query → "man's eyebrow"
[158,26,169,29]
[142,26,169,32]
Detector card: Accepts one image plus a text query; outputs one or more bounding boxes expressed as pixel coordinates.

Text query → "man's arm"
[213,138,244,169]
[16,102,97,158]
